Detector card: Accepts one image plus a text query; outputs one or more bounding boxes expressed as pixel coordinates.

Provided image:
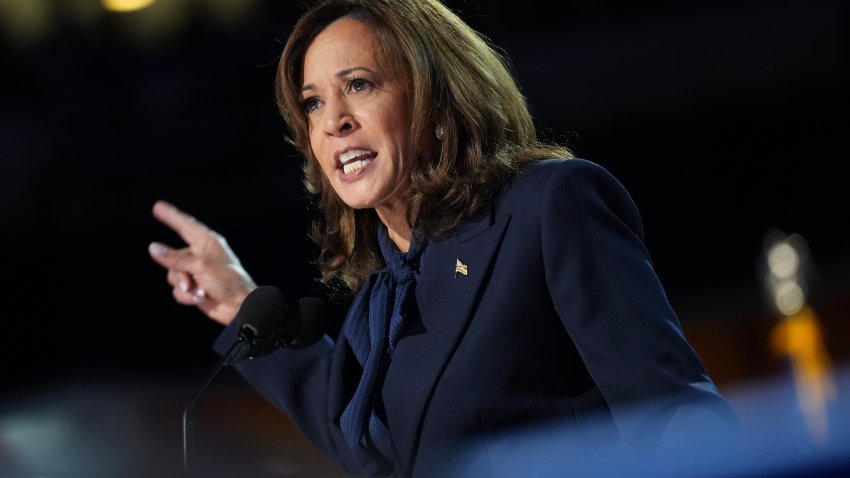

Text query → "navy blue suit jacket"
[214,158,739,477]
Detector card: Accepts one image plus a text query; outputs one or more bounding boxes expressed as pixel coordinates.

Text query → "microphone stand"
[179,290,325,475]
[182,335,250,474]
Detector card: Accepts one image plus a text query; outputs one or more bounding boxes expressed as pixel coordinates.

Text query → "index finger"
[152,200,211,246]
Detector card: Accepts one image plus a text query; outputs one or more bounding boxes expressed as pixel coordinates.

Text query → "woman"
[148,0,739,476]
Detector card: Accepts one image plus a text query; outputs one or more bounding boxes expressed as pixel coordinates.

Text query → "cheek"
[388,113,414,156]
[308,132,330,170]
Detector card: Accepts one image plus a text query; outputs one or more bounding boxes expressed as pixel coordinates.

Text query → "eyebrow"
[300,66,377,93]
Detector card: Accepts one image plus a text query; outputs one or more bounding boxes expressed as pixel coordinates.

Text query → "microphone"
[229,285,291,363]
[181,286,328,474]
[278,296,329,349]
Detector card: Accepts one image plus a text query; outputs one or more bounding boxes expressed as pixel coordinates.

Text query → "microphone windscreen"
[235,286,287,339]
[281,296,330,349]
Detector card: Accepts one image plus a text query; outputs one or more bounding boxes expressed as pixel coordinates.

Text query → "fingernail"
[192,289,206,302]
[149,242,167,256]
[179,280,189,293]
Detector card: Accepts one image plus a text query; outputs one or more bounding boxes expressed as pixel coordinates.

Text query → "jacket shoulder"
[519,157,619,185]
[500,157,627,209]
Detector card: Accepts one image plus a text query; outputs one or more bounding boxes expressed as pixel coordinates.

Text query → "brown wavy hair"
[275,0,572,294]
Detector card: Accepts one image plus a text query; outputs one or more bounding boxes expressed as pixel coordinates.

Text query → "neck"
[375,201,415,253]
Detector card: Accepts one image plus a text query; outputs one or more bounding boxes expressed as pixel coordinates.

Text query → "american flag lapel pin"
[455,259,469,277]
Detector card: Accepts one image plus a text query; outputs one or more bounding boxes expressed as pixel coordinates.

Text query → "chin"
[333,185,383,210]
[338,195,378,210]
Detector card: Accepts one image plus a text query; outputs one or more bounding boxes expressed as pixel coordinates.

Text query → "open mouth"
[339,149,377,175]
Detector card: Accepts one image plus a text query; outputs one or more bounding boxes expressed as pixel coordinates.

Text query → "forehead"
[302,17,382,79]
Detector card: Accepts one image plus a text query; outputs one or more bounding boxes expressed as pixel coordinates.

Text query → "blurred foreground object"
[762,230,837,447]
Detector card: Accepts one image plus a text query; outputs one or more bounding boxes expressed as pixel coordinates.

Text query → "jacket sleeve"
[539,159,740,460]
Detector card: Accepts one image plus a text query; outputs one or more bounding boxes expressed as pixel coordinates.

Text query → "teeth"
[339,149,374,164]
[339,149,376,175]
[343,158,372,175]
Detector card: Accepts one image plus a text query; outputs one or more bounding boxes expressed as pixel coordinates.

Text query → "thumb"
[148,241,197,273]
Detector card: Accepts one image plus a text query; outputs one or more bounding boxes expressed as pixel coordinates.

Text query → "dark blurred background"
[1,0,848,477]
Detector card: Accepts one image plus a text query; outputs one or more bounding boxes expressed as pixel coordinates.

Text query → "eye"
[347,77,373,94]
[302,96,322,114]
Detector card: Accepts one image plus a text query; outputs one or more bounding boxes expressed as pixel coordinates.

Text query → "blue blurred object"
[426,364,850,478]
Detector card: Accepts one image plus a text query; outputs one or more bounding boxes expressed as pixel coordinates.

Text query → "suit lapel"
[385,210,512,472]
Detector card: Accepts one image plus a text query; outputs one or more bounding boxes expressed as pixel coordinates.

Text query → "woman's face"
[300,17,415,213]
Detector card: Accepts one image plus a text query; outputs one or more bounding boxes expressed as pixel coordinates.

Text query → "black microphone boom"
[181,286,328,474]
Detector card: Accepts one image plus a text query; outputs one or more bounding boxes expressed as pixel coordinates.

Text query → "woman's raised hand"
[148,200,257,326]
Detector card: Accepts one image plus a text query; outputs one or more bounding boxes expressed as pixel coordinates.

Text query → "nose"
[322,95,358,137]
